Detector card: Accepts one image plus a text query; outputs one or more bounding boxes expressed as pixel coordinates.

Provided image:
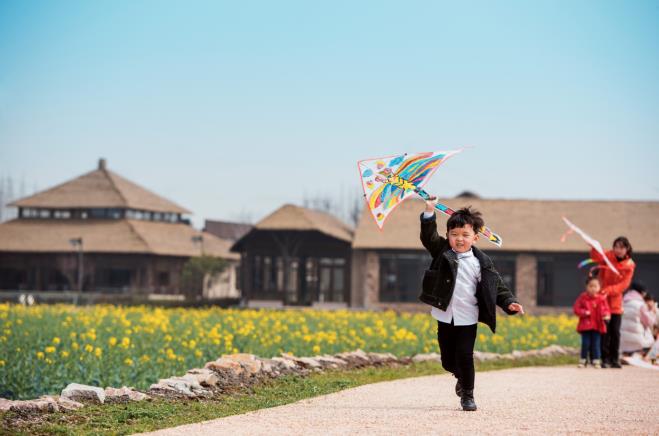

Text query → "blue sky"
[1,0,658,227]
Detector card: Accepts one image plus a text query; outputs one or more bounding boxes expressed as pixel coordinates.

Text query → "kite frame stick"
[561,216,621,276]
[415,187,503,247]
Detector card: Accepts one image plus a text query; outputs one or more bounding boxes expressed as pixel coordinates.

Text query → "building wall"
[0,252,238,298]
[349,249,659,312]
[515,254,537,311]
[203,261,240,299]
[237,230,352,305]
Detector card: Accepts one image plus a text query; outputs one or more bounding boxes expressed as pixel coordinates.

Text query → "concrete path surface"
[140,366,659,435]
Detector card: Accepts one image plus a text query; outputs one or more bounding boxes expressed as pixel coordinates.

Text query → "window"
[488,256,516,295]
[252,256,262,290]
[319,266,331,301]
[162,213,178,223]
[288,259,299,292]
[536,254,587,306]
[318,257,346,302]
[108,209,122,219]
[263,257,272,291]
[305,258,318,297]
[38,209,50,218]
[0,268,28,290]
[53,210,71,219]
[537,260,553,306]
[88,208,122,219]
[96,268,133,292]
[379,252,431,302]
[286,259,299,303]
[157,272,170,286]
[21,208,38,218]
[276,257,284,292]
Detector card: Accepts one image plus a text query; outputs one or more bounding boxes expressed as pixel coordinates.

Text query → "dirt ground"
[140,366,659,435]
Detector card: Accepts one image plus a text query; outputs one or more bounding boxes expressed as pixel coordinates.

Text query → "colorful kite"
[357,150,503,247]
[577,258,598,269]
[578,258,616,277]
[561,216,620,276]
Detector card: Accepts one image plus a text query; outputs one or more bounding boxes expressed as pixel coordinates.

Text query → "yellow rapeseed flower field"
[0,303,578,400]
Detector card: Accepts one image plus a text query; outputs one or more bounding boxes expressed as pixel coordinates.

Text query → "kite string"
[560,228,574,243]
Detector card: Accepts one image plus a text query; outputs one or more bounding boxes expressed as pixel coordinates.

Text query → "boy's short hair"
[446,206,484,233]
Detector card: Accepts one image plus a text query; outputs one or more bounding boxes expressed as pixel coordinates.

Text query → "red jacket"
[574,291,611,333]
[590,247,635,315]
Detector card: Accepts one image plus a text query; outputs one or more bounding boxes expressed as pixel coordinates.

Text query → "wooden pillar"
[365,251,380,309]
[515,254,538,313]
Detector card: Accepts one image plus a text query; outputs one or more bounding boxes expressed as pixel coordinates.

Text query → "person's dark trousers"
[437,320,478,390]
[602,314,622,364]
[580,330,602,361]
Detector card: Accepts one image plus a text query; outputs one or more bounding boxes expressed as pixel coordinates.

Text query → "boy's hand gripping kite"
[357,150,503,247]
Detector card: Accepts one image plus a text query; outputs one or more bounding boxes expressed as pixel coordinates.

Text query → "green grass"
[1,355,576,435]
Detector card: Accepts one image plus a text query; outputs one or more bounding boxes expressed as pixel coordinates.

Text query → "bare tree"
[348,194,364,227]
[0,176,4,222]
[230,208,256,224]
[302,184,363,227]
[0,176,17,222]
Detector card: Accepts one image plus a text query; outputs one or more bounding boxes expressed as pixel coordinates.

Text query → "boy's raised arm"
[420,212,446,257]
[419,196,446,257]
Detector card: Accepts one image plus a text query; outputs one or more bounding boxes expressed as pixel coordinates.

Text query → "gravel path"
[140,366,659,435]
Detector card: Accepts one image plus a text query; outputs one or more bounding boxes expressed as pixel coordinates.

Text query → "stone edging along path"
[0,345,577,416]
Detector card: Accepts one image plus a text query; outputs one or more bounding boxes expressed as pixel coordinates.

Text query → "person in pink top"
[573,277,611,368]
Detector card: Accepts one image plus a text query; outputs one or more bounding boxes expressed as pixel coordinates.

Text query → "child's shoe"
[592,359,602,369]
[455,379,463,397]
[460,389,477,411]
[577,358,587,368]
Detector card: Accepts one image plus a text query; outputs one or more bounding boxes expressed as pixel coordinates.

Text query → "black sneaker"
[460,389,477,411]
[455,379,463,397]
[601,361,610,368]
[611,361,622,368]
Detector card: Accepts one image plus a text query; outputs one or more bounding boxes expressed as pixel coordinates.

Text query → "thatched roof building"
[0,159,237,298]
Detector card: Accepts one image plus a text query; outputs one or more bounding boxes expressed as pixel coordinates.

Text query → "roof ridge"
[104,169,130,208]
[124,219,153,252]
[296,205,317,229]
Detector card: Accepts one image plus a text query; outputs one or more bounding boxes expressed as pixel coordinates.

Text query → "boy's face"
[446,224,479,253]
[586,279,600,296]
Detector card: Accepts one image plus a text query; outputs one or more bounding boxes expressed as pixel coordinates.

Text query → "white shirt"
[424,211,481,325]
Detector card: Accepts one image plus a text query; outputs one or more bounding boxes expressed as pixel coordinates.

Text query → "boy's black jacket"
[418,213,518,333]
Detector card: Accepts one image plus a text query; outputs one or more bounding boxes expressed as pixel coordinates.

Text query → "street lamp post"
[69,237,83,304]
[190,234,205,300]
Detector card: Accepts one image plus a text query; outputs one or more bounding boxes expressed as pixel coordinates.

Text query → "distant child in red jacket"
[590,236,635,368]
[573,277,611,368]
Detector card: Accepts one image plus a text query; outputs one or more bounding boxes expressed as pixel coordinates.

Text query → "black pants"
[602,314,622,364]
[437,320,477,391]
